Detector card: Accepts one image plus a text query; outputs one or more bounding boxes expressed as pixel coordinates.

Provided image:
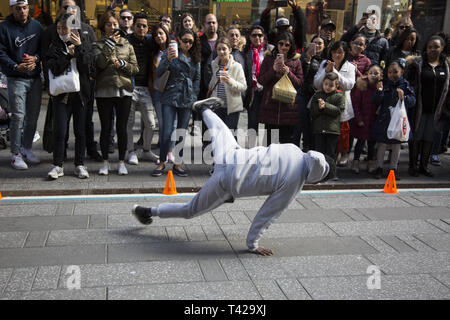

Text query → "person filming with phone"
[341,10,389,65]
[92,10,139,176]
[260,0,306,51]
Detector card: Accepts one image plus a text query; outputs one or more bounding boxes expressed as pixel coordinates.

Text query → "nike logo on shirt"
[15,34,36,48]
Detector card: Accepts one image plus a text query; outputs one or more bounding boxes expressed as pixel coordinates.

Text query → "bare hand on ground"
[252,247,274,256]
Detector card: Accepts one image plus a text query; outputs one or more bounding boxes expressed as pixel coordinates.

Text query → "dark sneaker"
[152,164,166,177]
[88,151,103,162]
[408,166,419,177]
[374,167,383,179]
[419,167,434,177]
[224,197,235,203]
[132,205,153,225]
[173,166,188,177]
[192,97,224,113]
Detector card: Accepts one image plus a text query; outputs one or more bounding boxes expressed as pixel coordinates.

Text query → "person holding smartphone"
[44,14,95,180]
[260,0,306,51]
[293,34,326,151]
[152,28,201,178]
[341,11,389,66]
[258,32,303,145]
[93,10,139,176]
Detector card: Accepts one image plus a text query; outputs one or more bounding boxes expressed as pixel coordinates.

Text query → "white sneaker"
[128,151,139,165]
[11,153,28,170]
[99,161,110,175]
[33,131,40,143]
[48,166,64,180]
[118,162,128,175]
[142,150,159,163]
[21,148,40,164]
[75,165,89,179]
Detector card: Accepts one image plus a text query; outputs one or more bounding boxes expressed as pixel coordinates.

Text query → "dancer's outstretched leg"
[132,173,232,223]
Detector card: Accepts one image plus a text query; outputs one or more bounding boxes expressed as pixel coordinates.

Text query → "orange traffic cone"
[383,170,398,194]
[162,170,178,195]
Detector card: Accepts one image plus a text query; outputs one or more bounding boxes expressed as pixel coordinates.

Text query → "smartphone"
[276,53,284,63]
[113,28,125,37]
[274,0,288,8]
[362,12,369,18]
[308,43,317,55]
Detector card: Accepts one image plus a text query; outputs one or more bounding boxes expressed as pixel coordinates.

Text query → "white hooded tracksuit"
[153,109,330,251]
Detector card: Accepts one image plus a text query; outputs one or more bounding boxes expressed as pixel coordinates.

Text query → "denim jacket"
[156,49,200,109]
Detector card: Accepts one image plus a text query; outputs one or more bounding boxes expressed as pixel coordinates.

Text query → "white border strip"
[1,188,450,203]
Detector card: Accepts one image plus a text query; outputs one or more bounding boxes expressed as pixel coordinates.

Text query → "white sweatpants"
[153,109,300,250]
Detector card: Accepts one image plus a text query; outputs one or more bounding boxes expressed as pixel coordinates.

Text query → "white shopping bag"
[387,99,410,142]
[48,58,80,96]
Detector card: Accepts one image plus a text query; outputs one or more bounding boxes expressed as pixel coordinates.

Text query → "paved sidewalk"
[1,99,449,197]
[1,190,450,299]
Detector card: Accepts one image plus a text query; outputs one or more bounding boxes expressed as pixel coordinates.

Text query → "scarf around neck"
[251,44,265,87]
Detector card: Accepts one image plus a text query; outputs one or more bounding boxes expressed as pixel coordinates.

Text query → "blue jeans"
[152,91,176,151]
[160,106,191,164]
[7,77,42,154]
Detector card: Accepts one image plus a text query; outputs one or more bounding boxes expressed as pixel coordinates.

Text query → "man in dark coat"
[260,0,307,51]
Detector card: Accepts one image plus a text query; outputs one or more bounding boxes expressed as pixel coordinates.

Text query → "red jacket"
[348,53,371,78]
[257,52,303,126]
[350,78,379,140]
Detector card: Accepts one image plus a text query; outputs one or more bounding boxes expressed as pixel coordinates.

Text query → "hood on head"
[305,151,330,184]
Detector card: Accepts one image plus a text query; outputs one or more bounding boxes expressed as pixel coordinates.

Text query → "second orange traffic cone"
[163,170,178,195]
[383,170,398,194]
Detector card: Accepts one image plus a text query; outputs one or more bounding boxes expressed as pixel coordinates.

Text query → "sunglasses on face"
[121,16,133,20]
[181,38,194,44]
[278,42,291,47]
[251,33,264,38]
[398,25,410,30]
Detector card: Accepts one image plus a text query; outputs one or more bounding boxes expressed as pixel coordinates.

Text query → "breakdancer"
[132,97,335,256]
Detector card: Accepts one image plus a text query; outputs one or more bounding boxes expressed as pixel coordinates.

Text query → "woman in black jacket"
[385,27,420,73]
[44,13,94,180]
[293,34,326,151]
[405,35,449,177]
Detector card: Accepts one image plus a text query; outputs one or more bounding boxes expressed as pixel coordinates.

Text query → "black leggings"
[96,97,131,161]
[53,93,86,167]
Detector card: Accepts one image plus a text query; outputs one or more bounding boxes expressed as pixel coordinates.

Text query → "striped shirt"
[216,64,227,109]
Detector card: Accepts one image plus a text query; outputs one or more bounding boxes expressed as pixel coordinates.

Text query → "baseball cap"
[321,19,336,30]
[275,18,290,28]
[10,0,28,6]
